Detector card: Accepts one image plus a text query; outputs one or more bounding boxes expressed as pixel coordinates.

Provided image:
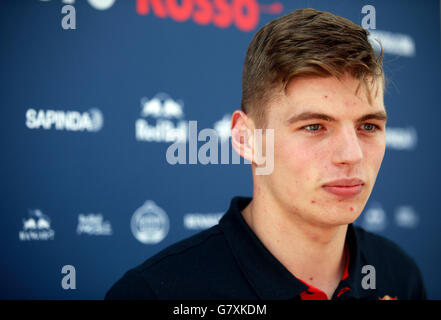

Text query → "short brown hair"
[241,8,384,127]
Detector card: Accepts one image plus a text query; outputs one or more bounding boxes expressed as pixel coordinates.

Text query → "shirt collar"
[219,196,308,299]
[341,221,378,299]
[219,196,377,300]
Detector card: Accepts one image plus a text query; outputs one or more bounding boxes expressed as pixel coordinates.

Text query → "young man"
[106,8,426,300]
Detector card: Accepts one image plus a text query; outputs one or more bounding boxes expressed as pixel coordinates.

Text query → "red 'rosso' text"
[136,0,260,32]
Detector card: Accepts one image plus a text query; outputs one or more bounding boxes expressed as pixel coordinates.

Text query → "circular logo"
[87,0,116,10]
[131,200,169,244]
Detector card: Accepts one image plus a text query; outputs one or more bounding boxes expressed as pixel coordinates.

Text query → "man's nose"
[332,126,363,166]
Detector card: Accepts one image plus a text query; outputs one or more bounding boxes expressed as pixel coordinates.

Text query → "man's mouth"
[322,178,365,199]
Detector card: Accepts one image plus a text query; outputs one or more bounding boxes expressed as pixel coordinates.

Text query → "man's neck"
[241,194,348,299]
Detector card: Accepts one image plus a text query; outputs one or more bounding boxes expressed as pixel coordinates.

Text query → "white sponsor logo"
[141,94,184,118]
[19,209,55,241]
[86,0,116,10]
[369,30,416,57]
[131,200,169,244]
[77,213,112,236]
[40,0,116,11]
[386,126,417,150]
[361,202,387,232]
[394,206,419,229]
[183,213,224,230]
[25,108,103,132]
[136,93,187,143]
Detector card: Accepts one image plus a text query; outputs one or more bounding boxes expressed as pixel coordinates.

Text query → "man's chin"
[313,203,364,227]
[315,214,361,228]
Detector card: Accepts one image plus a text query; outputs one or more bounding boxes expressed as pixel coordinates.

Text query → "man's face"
[260,74,387,227]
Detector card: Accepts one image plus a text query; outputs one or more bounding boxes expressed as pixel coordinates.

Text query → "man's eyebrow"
[356,111,388,123]
[286,111,388,125]
[286,112,336,125]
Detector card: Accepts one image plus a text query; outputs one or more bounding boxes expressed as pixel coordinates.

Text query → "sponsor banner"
[183,213,224,230]
[19,209,55,241]
[25,108,104,132]
[131,200,170,244]
[77,213,113,236]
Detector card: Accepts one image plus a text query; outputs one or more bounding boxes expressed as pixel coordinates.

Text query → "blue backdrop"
[1,0,440,299]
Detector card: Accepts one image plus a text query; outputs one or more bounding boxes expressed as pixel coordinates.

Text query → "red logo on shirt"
[379,295,398,300]
[337,287,351,298]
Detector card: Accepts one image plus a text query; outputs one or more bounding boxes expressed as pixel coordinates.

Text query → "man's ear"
[231,110,254,163]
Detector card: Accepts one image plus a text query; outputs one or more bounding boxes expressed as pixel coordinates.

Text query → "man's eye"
[304,124,322,132]
[361,123,379,131]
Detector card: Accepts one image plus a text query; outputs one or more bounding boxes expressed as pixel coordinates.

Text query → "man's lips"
[322,178,365,198]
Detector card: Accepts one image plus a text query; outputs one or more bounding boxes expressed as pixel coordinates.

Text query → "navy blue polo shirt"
[105,197,427,300]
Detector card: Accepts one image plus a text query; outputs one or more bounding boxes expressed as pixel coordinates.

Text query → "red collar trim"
[298,243,350,300]
[342,243,350,280]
